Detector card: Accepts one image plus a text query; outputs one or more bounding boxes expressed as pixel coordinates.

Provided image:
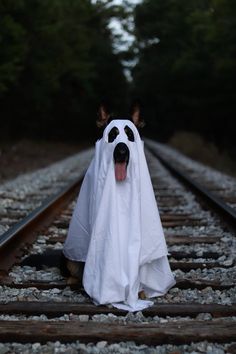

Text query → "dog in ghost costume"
[63,105,176,311]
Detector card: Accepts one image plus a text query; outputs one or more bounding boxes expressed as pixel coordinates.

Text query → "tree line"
[0,0,235,150]
[0,0,127,141]
[131,0,236,150]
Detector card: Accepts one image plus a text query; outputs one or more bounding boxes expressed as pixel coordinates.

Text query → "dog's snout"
[113,143,130,163]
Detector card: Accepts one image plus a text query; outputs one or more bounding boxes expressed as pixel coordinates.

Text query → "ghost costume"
[63,120,175,311]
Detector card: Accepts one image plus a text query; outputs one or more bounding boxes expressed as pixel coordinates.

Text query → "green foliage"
[131,0,236,148]
[0,1,28,93]
[2,0,235,147]
[0,0,128,140]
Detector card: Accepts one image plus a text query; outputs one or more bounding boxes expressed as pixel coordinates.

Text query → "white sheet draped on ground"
[63,120,176,311]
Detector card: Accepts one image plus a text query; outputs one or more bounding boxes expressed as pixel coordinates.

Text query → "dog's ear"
[96,103,111,128]
[130,102,145,128]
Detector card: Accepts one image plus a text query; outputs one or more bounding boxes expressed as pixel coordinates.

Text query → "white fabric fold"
[63,120,176,311]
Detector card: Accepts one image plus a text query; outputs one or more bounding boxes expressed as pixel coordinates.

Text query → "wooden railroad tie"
[0,278,234,291]
[0,302,235,318]
[0,320,235,344]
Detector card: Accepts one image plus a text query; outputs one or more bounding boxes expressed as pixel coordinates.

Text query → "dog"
[21,103,144,286]
[22,104,175,310]
[63,103,145,287]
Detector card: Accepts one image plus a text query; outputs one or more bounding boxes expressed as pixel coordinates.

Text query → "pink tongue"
[115,162,127,181]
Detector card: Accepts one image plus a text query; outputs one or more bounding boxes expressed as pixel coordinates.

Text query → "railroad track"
[0,148,93,236]
[145,139,236,225]
[0,141,235,353]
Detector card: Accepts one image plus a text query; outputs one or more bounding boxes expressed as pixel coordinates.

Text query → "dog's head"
[96,103,145,181]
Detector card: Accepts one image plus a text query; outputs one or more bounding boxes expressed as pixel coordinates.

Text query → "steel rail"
[0,145,235,347]
[0,174,85,272]
[145,141,236,227]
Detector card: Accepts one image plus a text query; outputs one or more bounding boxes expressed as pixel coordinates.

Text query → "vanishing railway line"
[146,139,236,225]
[0,141,235,353]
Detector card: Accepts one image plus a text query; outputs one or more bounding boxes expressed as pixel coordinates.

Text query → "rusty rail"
[0,175,84,272]
[146,142,236,228]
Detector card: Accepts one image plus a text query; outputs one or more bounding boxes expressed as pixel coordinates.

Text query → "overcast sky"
[91,0,142,79]
[110,0,142,51]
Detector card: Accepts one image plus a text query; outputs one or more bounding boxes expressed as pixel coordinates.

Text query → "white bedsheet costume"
[63,120,175,311]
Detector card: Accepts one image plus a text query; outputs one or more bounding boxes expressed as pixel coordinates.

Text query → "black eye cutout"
[124,125,135,142]
[108,127,119,143]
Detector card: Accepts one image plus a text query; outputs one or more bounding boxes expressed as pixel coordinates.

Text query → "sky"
[109,0,142,51]
[109,0,142,80]
[91,0,142,80]
[92,0,142,51]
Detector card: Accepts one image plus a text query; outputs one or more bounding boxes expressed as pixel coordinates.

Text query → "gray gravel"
[1,144,236,351]
[0,312,236,324]
[145,139,236,209]
[156,286,236,305]
[9,266,64,283]
[3,147,235,306]
[1,283,235,306]
[0,148,94,235]
[0,285,88,303]
[0,340,234,353]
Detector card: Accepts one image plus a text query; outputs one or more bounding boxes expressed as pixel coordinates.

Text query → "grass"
[168,131,236,178]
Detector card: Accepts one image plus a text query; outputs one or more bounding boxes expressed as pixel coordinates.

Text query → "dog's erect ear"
[130,102,145,128]
[96,104,111,128]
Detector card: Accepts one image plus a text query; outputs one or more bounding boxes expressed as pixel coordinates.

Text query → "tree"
[131,0,236,149]
[0,0,28,94]
[0,0,128,140]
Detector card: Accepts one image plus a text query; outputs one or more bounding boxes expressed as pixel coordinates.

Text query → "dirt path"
[0,140,91,184]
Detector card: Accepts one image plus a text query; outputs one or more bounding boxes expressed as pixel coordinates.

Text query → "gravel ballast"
[1,142,235,352]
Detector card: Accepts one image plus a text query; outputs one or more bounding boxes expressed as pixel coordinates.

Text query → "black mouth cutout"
[113,142,130,165]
